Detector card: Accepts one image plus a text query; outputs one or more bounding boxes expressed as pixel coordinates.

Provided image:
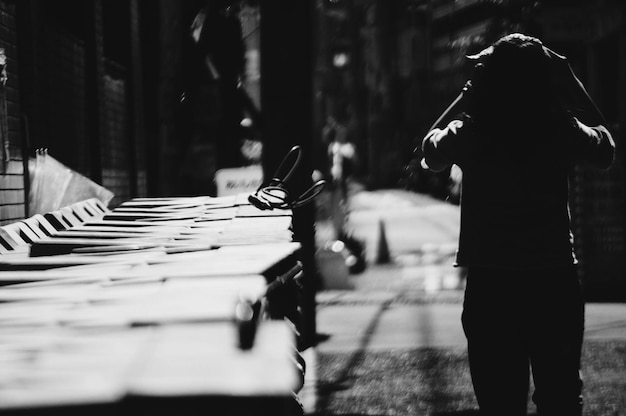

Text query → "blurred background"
[0,0,623,302]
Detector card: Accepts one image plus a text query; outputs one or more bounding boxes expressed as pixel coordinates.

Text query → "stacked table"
[0,195,305,415]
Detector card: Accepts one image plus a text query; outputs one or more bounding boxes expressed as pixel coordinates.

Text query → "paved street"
[345,188,460,263]
[312,184,467,358]
[314,182,463,292]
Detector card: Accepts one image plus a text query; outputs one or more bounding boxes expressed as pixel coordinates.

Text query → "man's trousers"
[461,265,584,416]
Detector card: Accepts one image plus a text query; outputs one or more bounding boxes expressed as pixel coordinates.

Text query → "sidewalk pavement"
[313,285,626,353]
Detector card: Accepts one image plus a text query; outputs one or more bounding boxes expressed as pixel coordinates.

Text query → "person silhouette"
[419,33,615,416]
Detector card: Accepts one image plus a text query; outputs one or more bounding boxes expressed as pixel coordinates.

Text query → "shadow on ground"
[307,411,482,416]
[310,341,626,416]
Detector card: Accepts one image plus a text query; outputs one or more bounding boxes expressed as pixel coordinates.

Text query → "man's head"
[467,33,553,119]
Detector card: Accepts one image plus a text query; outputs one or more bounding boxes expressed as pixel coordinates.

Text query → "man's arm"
[547,48,607,127]
[419,81,474,172]
[545,49,615,169]
[421,119,466,172]
[569,117,615,170]
[427,79,473,132]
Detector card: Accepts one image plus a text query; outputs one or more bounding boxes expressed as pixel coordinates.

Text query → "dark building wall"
[102,61,131,207]
[0,0,152,222]
[17,1,89,175]
[100,0,142,207]
[0,0,25,225]
[541,4,626,300]
[153,0,185,197]
[317,0,432,188]
[128,0,147,198]
[1,0,252,221]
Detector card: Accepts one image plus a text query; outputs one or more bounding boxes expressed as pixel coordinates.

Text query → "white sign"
[215,165,264,197]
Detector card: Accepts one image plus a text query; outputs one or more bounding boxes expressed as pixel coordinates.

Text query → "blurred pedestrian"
[419,33,615,416]
[322,112,357,240]
[188,0,247,169]
[328,122,356,200]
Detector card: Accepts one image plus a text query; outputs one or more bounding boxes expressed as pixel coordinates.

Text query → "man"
[419,33,614,415]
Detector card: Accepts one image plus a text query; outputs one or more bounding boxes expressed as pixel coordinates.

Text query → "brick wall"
[129,0,147,198]
[101,61,131,208]
[570,158,626,301]
[15,1,136,212]
[0,1,25,225]
[16,1,88,176]
[37,28,88,173]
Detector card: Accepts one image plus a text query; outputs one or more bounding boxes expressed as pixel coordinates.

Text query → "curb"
[299,347,319,414]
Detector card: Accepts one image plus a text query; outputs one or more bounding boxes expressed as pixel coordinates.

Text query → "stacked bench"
[0,195,305,416]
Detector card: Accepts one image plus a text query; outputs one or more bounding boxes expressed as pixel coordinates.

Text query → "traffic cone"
[375,218,391,264]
